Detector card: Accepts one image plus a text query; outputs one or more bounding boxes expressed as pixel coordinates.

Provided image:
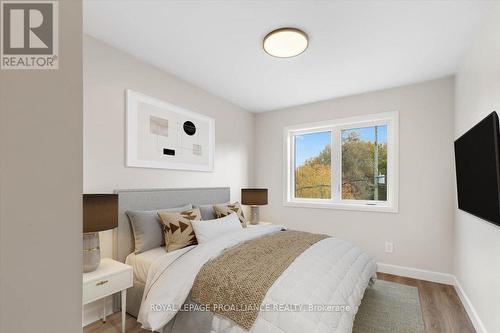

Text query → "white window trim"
[283,111,399,213]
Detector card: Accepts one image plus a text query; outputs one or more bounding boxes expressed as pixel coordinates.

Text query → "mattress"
[126,246,195,284]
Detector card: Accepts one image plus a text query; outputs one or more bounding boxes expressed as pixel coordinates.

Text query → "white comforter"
[138,225,376,333]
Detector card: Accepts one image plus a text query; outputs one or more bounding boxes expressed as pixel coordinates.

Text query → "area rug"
[352,279,425,333]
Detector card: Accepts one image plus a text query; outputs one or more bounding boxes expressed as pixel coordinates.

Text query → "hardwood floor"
[84,273,475,333]
[83,313,149,333]
[377,273,475,333]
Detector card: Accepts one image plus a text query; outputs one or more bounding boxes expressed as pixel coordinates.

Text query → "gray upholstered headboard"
[113,187,230,262]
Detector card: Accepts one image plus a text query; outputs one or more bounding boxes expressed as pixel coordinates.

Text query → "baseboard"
[377,262,455,285]
[454,277,488,333]
[377,263,487,333]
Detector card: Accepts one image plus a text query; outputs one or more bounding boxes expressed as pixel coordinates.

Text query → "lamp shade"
[83,194,118,233]
[241,188,268,206]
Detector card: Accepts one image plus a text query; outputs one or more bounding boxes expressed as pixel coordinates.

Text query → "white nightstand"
[83,258,133,333]
[246,222,272,228]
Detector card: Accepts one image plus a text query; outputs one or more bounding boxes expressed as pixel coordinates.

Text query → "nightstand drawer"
[83,269,132,305]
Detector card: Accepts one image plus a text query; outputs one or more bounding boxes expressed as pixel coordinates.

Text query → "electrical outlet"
[385,241,394,253]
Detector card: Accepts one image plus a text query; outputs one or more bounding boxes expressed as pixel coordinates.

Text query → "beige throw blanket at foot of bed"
[191,230,329,330]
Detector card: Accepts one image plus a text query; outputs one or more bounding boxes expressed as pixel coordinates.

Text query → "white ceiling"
[83,1,493,112]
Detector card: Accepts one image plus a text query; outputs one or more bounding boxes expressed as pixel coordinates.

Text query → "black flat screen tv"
[454,111,500,226]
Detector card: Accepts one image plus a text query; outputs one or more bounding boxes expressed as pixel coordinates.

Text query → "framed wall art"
[126,90,215,171]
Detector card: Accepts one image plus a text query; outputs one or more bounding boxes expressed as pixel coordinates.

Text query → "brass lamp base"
[83,232,101,273]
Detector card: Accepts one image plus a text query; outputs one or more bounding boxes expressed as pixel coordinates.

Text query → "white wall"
[454,6,500,333]
[255,77,455,274]
[83,35,255,324]
[0,1,83,332]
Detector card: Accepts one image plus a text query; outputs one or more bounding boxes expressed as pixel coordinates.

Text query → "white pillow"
[191,213,243,244]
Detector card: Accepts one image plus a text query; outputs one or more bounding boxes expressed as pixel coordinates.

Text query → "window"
[294,131,332,199]
[284,112,398,212]
[341,125,387,201]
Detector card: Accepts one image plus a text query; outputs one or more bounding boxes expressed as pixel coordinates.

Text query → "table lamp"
[83,194,118,273]
[241,188,268,225]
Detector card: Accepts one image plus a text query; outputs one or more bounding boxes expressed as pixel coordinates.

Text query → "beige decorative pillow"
[158,208,201,252]
[213,202,246,227]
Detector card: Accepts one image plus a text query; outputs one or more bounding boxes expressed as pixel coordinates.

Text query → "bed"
[114,188,377,333]
[114,187,231,317]
[125,245,196,316]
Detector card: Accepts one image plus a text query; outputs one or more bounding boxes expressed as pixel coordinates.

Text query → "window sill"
[283,200,398,213]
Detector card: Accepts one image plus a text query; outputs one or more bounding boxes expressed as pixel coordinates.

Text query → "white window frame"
[283,111,399,213]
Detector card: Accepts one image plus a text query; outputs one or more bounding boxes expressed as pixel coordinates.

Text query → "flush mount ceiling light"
[263,28,308,58]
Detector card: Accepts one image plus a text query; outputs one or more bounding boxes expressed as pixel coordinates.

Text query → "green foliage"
[295,131,387,201]
[304,144,331,167]
[341,131,387,200]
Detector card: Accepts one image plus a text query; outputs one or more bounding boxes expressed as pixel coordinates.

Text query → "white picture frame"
[126,90,215,171]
